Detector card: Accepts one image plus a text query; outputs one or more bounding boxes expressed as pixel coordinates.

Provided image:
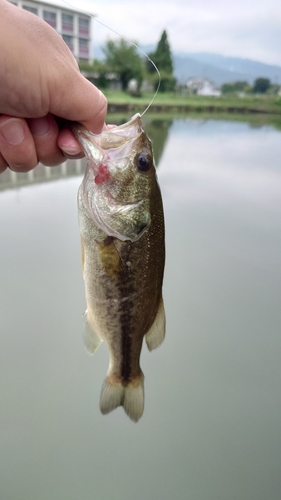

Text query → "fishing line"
[60,0,161,116]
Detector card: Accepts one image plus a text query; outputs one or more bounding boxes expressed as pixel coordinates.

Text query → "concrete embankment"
[107,102,278,115]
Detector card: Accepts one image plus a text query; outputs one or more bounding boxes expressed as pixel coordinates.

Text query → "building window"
[43,10,56,29]
[79,17,89,37]
[79,38,89,57]
[23,5,38,14]
[62,13,73,32]
[62,35,74,52]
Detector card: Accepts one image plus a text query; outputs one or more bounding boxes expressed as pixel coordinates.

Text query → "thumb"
[50,71,107,134]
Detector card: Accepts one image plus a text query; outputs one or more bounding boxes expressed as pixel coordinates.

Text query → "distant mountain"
[93,44,281,87]
[173,53,281,86]
[172,55,241,85]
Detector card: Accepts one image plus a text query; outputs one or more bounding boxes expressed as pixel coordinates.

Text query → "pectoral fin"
[83,310,102,354]
[145,297,166,351]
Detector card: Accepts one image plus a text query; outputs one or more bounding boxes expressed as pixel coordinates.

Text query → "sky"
[59,0,281,66]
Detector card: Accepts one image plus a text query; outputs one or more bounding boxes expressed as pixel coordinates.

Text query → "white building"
[186,77,221,97]
[197,81,221,97]
[8,0,94,63]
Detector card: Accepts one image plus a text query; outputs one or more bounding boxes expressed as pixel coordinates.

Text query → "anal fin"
[145,297,166,351]
[83,310,102,354]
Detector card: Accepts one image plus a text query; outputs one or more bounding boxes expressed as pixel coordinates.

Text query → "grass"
[103,90,281,115]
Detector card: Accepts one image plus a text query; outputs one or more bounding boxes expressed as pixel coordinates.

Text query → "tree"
[147,30,173,74]
[78,59,112,89]
[145,119,172,166]
[253,78,271,93]
[102,39,143,91]
[222,81,250,94]
[146,30,175,91]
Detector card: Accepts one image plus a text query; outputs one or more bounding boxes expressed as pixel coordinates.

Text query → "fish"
[72,113,165,422]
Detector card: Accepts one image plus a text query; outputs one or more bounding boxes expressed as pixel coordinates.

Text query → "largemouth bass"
[72,113,165,422]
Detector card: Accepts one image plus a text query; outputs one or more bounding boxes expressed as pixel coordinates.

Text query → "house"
[186,77,222,97]
[8,0,94,63]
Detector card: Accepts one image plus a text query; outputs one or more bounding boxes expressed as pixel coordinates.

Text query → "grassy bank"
[104,90,281,115]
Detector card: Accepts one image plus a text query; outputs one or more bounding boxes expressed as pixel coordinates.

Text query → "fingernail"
[28,117,50,136]
[60,146,81,156]
[0,119,25,145]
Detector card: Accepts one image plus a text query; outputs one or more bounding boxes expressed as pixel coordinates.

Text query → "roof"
[22,0,96,16]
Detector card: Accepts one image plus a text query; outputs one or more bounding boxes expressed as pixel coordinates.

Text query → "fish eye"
[136,154,151,172]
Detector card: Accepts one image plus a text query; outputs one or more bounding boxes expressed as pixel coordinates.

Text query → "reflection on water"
[0,158,86,191]
[0,117,171,191]
[1,118,281,500]
[144,119,173,165]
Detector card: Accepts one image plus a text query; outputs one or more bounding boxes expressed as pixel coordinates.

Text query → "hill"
[172,53,281,85]
[93,44,281,86]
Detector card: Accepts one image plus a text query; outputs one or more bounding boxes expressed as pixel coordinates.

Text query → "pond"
[1,117,281,500]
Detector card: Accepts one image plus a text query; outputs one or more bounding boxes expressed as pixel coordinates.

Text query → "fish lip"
[71,113,142,153]
[105,113,141,134]
[75,113,142,154]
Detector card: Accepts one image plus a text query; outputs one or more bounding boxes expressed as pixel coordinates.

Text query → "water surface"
[1,118,281,500]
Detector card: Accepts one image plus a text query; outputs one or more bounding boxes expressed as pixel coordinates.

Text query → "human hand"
[0,0,107,173]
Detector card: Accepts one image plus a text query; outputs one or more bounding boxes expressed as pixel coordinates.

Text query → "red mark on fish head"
[95,163,110,184]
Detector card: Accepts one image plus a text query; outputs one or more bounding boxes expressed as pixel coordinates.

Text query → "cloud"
[74,0,281,65]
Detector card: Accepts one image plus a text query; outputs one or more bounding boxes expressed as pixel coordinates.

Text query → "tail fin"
[100,374,144,422]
